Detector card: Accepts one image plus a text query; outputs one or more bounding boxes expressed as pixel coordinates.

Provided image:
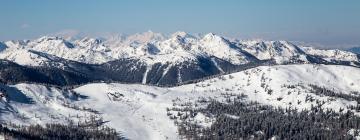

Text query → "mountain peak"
[201,33,231,47]
[203,33,217,39]
[202,33,229,44]
[32,36,75,49]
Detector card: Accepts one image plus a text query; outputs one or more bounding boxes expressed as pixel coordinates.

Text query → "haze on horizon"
[1,0,359,48]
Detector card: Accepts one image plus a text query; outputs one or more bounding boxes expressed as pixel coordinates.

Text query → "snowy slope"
[0,40,55,66]
[179,64,360,111]
[0,49,52,66]
[29,36,115,64]
[1,64,360,139]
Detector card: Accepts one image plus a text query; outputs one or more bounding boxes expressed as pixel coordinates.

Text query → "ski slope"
[1,64,360,139]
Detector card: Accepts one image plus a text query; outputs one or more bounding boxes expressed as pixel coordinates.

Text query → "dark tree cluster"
[169,96,360,140]
[309,84,360,112]
[309,84,360,103]
[0,56,272,88]
[0,122,124,140]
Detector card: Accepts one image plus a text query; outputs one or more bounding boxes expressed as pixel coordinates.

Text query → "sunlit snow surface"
[1,64,360,139]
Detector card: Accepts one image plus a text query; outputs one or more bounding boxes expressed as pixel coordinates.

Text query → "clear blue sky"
[1,0,359,48]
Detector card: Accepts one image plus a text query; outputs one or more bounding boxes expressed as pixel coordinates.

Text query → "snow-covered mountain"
[1,32,358,66]
[1,64,360,139]
[239,40,309,63]
[0,32,359,87]
[0,32,252,65]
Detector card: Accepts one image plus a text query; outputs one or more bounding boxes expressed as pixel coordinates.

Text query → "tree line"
[168,94,360,140]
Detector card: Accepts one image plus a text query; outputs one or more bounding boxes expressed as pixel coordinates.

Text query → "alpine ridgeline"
[0,31,359,86]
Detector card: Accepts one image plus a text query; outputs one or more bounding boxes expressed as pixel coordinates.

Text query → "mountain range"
[0,32,359,87]
[1,32,360,139]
